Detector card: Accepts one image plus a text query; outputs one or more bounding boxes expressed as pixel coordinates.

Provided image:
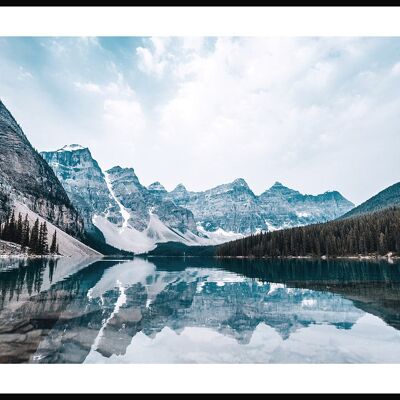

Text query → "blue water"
[0,256,400,363]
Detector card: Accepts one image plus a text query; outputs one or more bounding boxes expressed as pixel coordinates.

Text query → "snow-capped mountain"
[258,181,354,230]
[41,144,354,253]
[167,178,265,234]
[41,147,213,254]
[105,166,199,235]
[41,145,122,231]
[168,179,354,234]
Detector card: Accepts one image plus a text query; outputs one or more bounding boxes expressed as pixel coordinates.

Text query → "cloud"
[17,66,33,80]
[103,98,146,136]
[74,76,135,98]
[74,73,146,151]
[391,61,400,76]
[141,37,400,202]
[136,37,172,76]
[1,37,399,205]
[74,81,102,93]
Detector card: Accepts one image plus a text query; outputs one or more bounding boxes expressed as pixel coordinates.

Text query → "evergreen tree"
[16,213,23,244]
[217,207,400,259]
[8,211,16,242]
[21,214,30,249]
[38,222,49,255]
[50,230,57,254]
[30,218,40,254]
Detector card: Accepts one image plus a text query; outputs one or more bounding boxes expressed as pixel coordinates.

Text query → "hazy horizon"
[1,37,400,205]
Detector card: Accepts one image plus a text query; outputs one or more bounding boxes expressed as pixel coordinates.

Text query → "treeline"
[0,211,59,255]
[217,207,400,258]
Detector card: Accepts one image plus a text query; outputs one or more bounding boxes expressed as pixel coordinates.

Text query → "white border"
[1,5,400,394]
[0,6,399,36]
[0,364,399,393]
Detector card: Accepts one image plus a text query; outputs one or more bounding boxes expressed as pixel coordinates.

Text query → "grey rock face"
[259,181,355,229]
[0,100,83,237]
[105,166,150,231]
[147,181,167,192]
[169,184,191,205]
[41,148,200,238]
[106,166,198,233]
[168,178,265,234]
[0,239,26,256]
[41,146,122,230]
[168,180,354,234]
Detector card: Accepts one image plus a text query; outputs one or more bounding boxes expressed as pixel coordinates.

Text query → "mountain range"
[41,143,354,253]
[5,98,398,257]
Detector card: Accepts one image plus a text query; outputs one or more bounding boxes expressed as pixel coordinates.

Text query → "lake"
[0,256,400,363]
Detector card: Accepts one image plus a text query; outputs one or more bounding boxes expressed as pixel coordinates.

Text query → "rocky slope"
[0,239,26,256]
[106,166,198,234]
[258,181,354,230]
[0,100,83,238]
[42,148,206,253]
[13,201,101,257]
[41,145,122,231]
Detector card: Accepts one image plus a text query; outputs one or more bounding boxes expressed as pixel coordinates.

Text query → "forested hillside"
[217,207,400,258]
[340,182,400,220]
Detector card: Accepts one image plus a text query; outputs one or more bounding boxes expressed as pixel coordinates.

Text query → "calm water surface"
[0,256,400,363]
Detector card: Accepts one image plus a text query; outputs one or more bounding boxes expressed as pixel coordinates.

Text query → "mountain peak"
[106,165,134,174]
[57,144,87,152]
[170,184,189,199]
[148,181,166,192]
[323,190,341,197]
[232,178,249,188]
[260,181,300,198]
[106,165,142,181]
[267,181,293,192]
[173,183,187,192]
[270,181,286,189]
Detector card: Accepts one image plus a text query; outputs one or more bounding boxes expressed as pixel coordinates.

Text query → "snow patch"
[57,144,86,152]
[90,280,127,352]
[196,224,244,244]
[264,220,280,232]
[104,171,131,229]
[93,215,155,254]
[302,299,317,307]
[268,283,285,295]
[296,211,310,218]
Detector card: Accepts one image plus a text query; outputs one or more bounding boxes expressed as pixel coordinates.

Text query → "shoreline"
[2,251,398,262]
[215,254,399,261]
[0,254,64,259]
[143,254,399,261]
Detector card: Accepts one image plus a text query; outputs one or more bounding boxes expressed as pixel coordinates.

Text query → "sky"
[0,36,399,205]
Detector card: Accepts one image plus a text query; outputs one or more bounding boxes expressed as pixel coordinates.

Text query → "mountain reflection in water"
[0,256,400,363]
